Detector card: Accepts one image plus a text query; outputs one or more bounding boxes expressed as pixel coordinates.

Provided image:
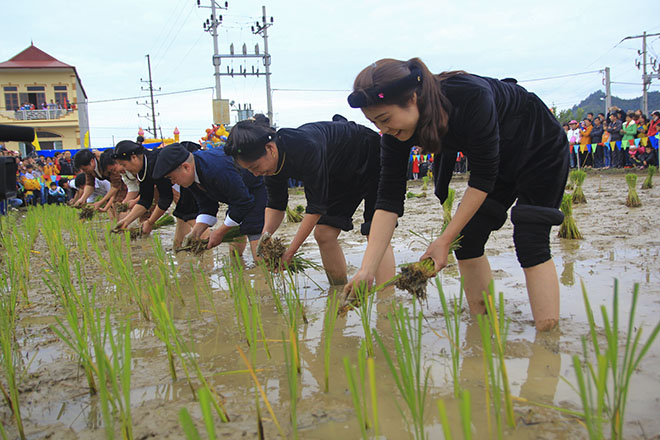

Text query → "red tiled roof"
[0,44,87,99]
[0,44,73,69]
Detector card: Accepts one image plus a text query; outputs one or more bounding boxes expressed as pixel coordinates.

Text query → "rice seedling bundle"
[115,202,130,213]
[625,174,641,207]
[558,193,582,239]
[641,165,655,189]
[256,233,320,272]
[422,175,430,191]
[566,169,578,190]
[571,169,587,204]
[285,205,305,223]
[78,204,95,220]
[153,213,175,229]
[443,188,455,229]
[406,191,426,199]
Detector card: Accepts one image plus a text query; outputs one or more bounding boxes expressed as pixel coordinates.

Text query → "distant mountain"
[569,90,660,116]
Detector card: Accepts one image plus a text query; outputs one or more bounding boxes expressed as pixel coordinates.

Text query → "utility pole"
[137,54,160,138]
[252,6,274,123]
[604,67,611,115]
[199,0,229,125]
[621,31,660,115]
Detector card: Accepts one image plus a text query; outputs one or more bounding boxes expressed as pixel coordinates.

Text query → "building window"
[3,86,19,111]
[54,85,68,109]
[20,86,46,109]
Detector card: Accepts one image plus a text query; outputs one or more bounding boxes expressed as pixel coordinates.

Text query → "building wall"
[0,67,87,153]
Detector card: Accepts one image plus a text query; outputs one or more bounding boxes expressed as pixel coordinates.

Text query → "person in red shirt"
[649,110,660,137]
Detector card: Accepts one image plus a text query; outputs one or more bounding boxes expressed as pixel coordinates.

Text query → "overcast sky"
[3,0,660,147]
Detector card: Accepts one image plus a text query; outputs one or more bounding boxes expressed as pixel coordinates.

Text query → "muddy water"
[3,170,660,439]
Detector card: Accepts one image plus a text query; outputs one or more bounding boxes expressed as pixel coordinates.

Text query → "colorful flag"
[32,131,41,151]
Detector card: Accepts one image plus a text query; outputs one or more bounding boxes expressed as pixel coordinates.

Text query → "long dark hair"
[225,120,277,162]
[351,57,463,154]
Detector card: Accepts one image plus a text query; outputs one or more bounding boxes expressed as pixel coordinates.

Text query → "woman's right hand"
[342,268,375,305]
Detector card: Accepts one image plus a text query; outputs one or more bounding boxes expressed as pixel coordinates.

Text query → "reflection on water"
[560,260,575,286]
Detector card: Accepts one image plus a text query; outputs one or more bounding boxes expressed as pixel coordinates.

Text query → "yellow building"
[0,44,89,154]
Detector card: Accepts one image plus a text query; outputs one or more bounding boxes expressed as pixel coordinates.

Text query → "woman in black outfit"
[344,57,569,331]
[225,119,395,286]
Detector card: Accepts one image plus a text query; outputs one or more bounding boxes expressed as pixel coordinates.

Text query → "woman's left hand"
[420,236,451,272]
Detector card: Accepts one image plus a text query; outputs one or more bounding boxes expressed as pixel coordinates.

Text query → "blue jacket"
[189,148,265,229]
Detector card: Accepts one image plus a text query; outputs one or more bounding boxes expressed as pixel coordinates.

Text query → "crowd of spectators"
[0,147,79,210]
[564,108,660,169]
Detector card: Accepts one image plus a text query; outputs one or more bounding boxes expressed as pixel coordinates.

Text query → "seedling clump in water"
[78,204,95,220]
[625,174,641,207]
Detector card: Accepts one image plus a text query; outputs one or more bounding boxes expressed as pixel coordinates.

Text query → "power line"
[518,70,603,83]
[86,86,213,104]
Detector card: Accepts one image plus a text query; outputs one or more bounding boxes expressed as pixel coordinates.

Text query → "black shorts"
[172,186,198,221]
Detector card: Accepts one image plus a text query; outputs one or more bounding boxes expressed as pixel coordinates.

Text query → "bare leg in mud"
[523,260,559,331]
[457,255,493,314]
[229,236,259,262]
[458,255,559,331]
[314,225,347,285]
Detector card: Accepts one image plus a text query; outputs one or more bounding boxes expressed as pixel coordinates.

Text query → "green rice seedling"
[571,169,587,204]
[236,345,286,438]
[375,303,430,440]
[179,407,202,440]
[367,356,379,438]
[476,289,514,439]
[576,281,660,439]
[179,387,239,440]
[222,256,270,362]
[147,284,230,422]
[48,262,98,394]
[323,292,340,392]
[443,187,456,229]
[436,389,473,440]
[258,260,285,316]
[558,193,582,239]
[0,276,25,440]
[436,277,464,397]
[354,284,376,357]
[343,355,368,440]
[624,174,641,207]
[570,353,608,440]
[422,175,430,191]
[283,328,299,439]
[150,235,183,304]
[105,317,134,440]
[641,165,656,189]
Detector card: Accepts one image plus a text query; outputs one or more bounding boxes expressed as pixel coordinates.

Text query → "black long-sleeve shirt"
[376,74,566,215]
[137,149,174,211]
[265,121,380,214]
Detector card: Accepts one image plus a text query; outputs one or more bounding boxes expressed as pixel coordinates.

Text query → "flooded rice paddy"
[1,170,660,439]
